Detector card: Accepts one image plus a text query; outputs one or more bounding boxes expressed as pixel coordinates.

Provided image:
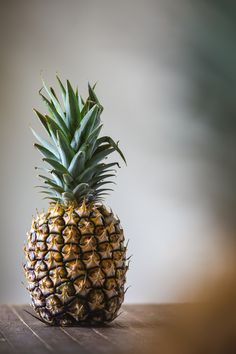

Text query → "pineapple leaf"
[68,150,85,177]
[35,166,51,173]
[43,158,69,174]
[33,109,51,136]
[42,79,65,118]
[44,180,64,193]
[31,128,58,157]
[39,175,64,193]
[62,192,75,202]
[75,87,78,99]
[38,174,56,184]
[73,183,89,196]
[56,130,74,168]
[87,124,103,144]
[71,105,98,150]
[78,162,120,183]
[34,144,59,160]
[95,136,127,165]
[43,197,60,201]
[65,80,81,132]
[91,173,116,184]
[40,91,71,138]
[63,173,74,185]
[88,145,115,166]
[40,190,60,196]
[45,115,63,145]
[92,181,116,188]
[88,82,103,111]
[51,171,63,187]
[78,95,84,111]
[86,124,103,159]
[56,75,66,108]
[96,188,114,193]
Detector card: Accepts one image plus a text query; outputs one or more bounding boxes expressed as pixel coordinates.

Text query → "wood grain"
[0,304,172,354]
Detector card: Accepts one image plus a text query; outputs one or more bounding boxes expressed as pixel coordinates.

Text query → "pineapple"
[24,77,128,326]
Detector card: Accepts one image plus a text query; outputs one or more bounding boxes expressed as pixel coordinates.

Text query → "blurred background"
[0,0,235,305]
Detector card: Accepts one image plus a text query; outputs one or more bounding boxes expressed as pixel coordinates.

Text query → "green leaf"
[78,95,84,112]
[91,173,116,184]
[63,173,74,185]
[35,166,51,173]
[62,192,75,202]
[88,146,115,166]
[40,91,71,138]
[88,82,103,111]
[38,175,63,191]
[31,128,58,157]
[42,79,65,118]
[44,180,64,193]
[94,192,110,197]
[56,75,66,108]
[43,115,60,145]
[75,87,78,99]
[78,162,119,183]
[96,188,114,193]
[38,174,55,183]
[40,190,60,197]
[51,171,63,187]
[87,124,103,144]
[93,181,115,189]
[68,150,85,177]
[86,124,103,159]
[34,144,59,160]
[65,80,81,132]
[71,105,98,150]
[43,158,69,174]
[43,197,60,202]
[80,97,90,116]
[73,183,89,196]
[34,185,46,189]
[33,109,51,136]
[56,130,74,167]
[95,136,127,165]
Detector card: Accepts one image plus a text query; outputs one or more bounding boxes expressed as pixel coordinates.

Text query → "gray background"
[0,0,223,304]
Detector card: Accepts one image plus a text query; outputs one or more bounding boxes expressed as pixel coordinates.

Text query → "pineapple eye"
[40,225,49,234]
[33,287,43,299]
[31,232,37,242]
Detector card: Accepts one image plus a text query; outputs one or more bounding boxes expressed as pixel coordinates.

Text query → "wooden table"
[0,304,175,354]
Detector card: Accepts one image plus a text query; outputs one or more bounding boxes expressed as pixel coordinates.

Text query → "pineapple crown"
[32,76,126,205]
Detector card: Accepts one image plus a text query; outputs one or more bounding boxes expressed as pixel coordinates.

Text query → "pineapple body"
[24,202,127,326]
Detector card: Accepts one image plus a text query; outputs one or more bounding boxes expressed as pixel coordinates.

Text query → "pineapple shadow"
[24,307,163,329]
[24,307,121,328]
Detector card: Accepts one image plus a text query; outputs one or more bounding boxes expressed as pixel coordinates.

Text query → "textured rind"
[24,202,127,326]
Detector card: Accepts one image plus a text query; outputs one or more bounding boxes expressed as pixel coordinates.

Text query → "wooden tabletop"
[0,304,176,354]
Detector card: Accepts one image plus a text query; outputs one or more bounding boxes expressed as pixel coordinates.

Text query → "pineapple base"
[24,202,127,326]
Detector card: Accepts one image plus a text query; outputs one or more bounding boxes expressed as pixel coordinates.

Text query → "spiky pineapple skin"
[24,202,127,326]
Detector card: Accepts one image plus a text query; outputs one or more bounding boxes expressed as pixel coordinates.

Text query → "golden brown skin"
[24,201,127,326]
